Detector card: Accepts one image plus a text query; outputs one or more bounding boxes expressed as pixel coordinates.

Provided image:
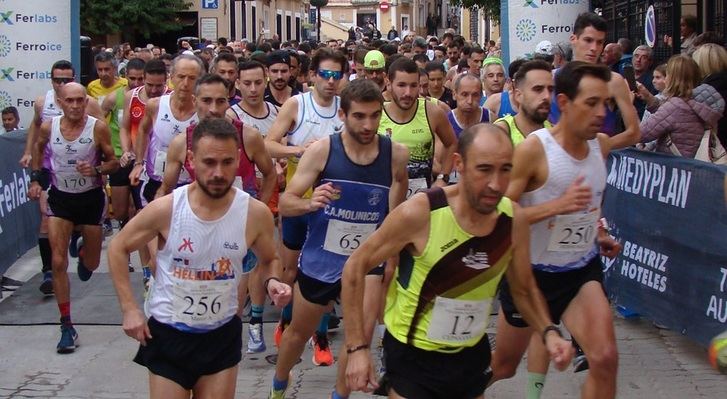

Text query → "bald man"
[28,83,119,354]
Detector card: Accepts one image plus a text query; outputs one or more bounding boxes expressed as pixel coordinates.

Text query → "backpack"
[667,129,727,165]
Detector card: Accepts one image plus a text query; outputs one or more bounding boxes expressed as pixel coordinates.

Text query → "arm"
[247,200,292,306]
[608,73,641,149]
[101,91,116,118]
[92,120,120,175]
[85,95,105,120]
[20,97,45,167]
[389,143,410,209]
[264,96,303,158]
[28,121,51,200]
[118,91,134,167]
[639,100,675,143]
[428,101,456,175]
[130,98,158,185]
[245,127,276,204]
[278,139,330,217]
[483,93,501,120]
[158,133,186,197]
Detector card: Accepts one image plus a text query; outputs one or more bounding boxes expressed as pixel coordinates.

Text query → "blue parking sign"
[202,0,219,9]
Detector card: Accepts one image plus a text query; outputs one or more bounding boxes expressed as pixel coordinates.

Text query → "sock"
[281,303,293,324]
[331,390,348,399]
[316,312,331,335]
[59,303,71,325]
[526,372,546,399]
[272,376,288,391]
[38,236,52,273]
[250,304,264,325]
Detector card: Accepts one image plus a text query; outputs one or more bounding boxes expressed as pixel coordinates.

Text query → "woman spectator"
[639,55,723,158]
[693,43,727,146]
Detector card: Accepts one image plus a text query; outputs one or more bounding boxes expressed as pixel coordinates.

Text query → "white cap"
[206,44,216,49]
[182,50,195,55]
[535,40,553,55]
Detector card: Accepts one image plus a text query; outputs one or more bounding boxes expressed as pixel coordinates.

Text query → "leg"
[110,185,130,223]
[192,365,239,399]
[489,309,532,384]
[148,372,191,399]
[237,273,250,317]
[249,260,267,312]
[525,332,549,399]
[79,224,103,271]
[48,217,74,307]
[561,282,618,399]
[38,192,54,294]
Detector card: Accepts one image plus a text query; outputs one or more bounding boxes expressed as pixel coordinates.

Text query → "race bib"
[55,171,92,194]
[427,297,491,343]
[323,219,376,256]
[171,279,235,327]
[547,210,600,252]
[153,150,167,177]
[407,178,428,198]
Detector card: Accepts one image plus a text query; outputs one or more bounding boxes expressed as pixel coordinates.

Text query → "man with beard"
[269,79,409,399]
[211,52,243,106]
[265,51,300,107]
[378,57,456,198]
[363,51,386,92]
[341,124,573,399]
[108,117,292,399]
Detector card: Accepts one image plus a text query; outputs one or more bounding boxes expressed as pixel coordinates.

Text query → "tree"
[80,0,193,39]
[450,0,501,24]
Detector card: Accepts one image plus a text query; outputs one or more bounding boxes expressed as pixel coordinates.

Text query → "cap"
[266,50,291,67]
[364,50,385,70]
[535,40,553,55]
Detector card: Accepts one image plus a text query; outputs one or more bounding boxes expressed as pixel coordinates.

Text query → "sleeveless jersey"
[498,91,517,118]
[48,116,102,194]
[147,185,249,332]
[87,77,128,105]
[184,119,257,198]
[299,133,392,283]
[128,86,171,146]
[384,188,513,352]
[548,69,619,135]
[379,98,434,196]
[144,94,198,182]
[41,90,63,122]
[447,108,490,138]
[108,88,126,157]
[230,101,279,136]
[285,91,343,185]
[496,115,553,147]
[521,128,606,272]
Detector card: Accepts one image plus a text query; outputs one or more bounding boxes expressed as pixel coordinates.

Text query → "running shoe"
[247,322,267,353]
[103,219,114,237]
[57,325,78,354]
[310,333,334,366]
[39,272,53,295]
[274,320,288,348]
[76,239,93,282]
[268,374,291,399]
[573,343,589,373]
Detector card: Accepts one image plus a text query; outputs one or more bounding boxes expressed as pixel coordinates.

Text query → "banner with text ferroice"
[502,0,589,64]
[0,131,41,275]
[0,0,78,128]
[602,149,727,347]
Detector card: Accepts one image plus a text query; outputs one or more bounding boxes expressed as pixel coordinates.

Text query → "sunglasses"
[318,69,343,81]
[52,77,74,84]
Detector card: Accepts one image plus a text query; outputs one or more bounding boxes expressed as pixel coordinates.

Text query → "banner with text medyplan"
[502,0,589,64]
[0,0,79,127]
[602,149,727,347]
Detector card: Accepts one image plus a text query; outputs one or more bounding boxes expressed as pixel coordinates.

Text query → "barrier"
[602,149,727,347]
[0,130,40,275]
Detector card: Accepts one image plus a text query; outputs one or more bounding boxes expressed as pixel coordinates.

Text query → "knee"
[490,352,519,380]
[588,344,618,377]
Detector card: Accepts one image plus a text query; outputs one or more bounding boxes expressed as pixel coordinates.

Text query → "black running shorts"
[142,178,162,204]
[383,331,492,399]
[133,316,242,390]
[47,186,106,226]
[297,270,341,306]
[499,256,604,328]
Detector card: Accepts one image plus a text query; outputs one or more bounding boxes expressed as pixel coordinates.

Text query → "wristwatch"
[95,165,103,176]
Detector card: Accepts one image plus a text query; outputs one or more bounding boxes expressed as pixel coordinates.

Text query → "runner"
[482,57,506,100]
[483,58,527,119]
[108,117,292,399]
[264,51,300,108]
[425,61,457,109]
[269,78,409,399]
[28,83,119,353]
[363,51,387,92]
[210,52,243,106]
[490,61,622,399]
[87,51,129,106]
[341,123,573,398]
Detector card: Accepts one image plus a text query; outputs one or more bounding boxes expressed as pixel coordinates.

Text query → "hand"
[76,160,97,177]
[544,334,574,371]
[129,163,143,186]
[28,182,42,201]
[346,350,379,392]
[119,151,135,168]
[309,182,338,212]
[558,176,592,213]
[122,308,152,346]
[267,280,292,307]
[663,34,673,47]
[597,235,622,258]
[19,153,32,168]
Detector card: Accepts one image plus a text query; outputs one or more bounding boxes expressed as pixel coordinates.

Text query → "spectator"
[388,26,398,40]
[665,14,699,54]
[638,63,667,129]
[640,55,723,158]
[1,106,20,134]
[401,25,411,41]
[632,45,658,118]
[602,43,623,72]
[348,26,356,42]
[693,43,727,146]
[552,42,571,68]
[426,13,437,36]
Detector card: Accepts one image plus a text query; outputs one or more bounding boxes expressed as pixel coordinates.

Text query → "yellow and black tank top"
[378,97,434,181]
[384,187,514,352]
[495,114,552,147]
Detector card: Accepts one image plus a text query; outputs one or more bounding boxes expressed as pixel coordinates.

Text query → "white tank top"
[144,94,198,182]
[520,128,606,272]
[41,90,63,122]
[147,185,250,332]
[48,116,102,193]
[287,91,343,146]
[231,101,279,137]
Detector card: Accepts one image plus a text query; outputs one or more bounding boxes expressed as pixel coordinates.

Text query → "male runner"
[490,61,621,399]
[20,60,103,295]
[87,51,129,105]
[108,118,292,399]
[363,51,387,92]
[425,61,457,109]
[210,52,243,106]
[265,48,347,365]
[28,83,119,353]
[341,123,573,398]
[484,58,526,119]
[269,78,409,399]
[264,51,300,107]
[482,57,506,100]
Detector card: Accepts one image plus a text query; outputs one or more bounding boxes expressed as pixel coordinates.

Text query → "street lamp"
[310,0,329,43]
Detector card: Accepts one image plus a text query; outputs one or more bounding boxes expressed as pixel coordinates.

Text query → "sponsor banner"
[501,0,589,64]
[602,149,727,347]
[0,130,41,275]
[0,0,79,128]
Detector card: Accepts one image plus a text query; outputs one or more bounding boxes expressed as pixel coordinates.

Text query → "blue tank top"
[498,91,517,118]
[548,69,619,135]
[299,133,393,283]
[447,108,490,138]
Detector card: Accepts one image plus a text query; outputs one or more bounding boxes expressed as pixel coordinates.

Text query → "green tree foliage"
[80,0,193,38]
[450,0,502,24]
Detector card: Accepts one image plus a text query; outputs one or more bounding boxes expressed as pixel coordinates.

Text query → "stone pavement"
[0,237,725,398]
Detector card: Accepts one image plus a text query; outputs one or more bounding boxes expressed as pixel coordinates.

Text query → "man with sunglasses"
[265,48,347,368]
[363,50,386,92]
[19,60,103,296]
[264,51,301,108]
